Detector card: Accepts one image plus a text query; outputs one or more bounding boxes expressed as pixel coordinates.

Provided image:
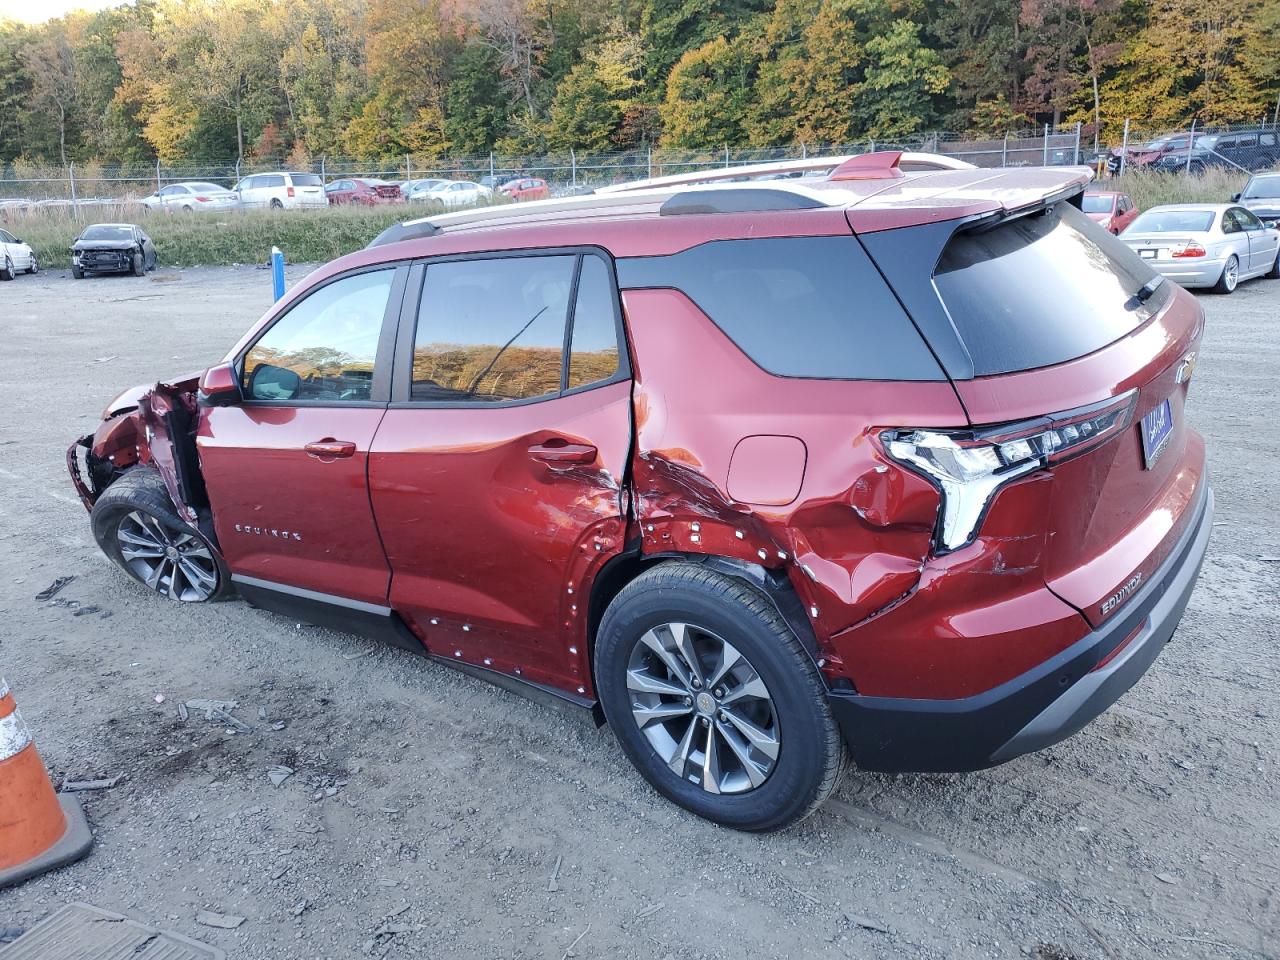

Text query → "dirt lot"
[0,264,1276,960]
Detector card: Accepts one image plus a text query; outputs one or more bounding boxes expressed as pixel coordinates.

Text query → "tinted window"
[1222,210,1243,234]
[568,256,620,390]
[412,256,574,402]
[1128,210,1215,233]
[1236,208,1263,230]
[616,237,941,380]
[291,173,322,187]
[933,203,1166,376]
[262,175,286,188]
[80,225,133,241]
[242,271,392,402]
[1081,195,1113,214]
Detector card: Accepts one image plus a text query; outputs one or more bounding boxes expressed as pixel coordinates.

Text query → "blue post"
[270,246,285,301]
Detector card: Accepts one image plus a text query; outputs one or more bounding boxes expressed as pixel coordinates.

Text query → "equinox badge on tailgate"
[1101,572,1143,617]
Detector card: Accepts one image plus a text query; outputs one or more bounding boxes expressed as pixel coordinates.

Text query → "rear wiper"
[1128,275,1165,308]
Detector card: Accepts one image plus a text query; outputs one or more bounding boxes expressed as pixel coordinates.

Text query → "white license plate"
[1139,248,1157,259]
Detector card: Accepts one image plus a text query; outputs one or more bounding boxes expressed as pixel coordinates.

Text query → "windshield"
[1128,210,1214,233]
[1082,195,1114,214]
[932,203,1165,376]
[1142,139,1168,150]
[1243,176,1280,200]
[80,226,133,241]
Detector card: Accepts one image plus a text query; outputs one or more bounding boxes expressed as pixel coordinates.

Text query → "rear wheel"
[595,562,845,831]
[270,198,283,210]
[91,469,229,603]
[1213,255,1239,294]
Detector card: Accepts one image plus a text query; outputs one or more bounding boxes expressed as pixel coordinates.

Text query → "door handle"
[305,438,357,459]
[528,440,597,464]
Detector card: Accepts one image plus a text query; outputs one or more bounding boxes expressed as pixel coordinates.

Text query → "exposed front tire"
[131,251,145,277]
[1213,255,1239,294]
[1266,249,1280,280]
[594,562,845,831]
[91,469,230,603]
[71,264,84,279]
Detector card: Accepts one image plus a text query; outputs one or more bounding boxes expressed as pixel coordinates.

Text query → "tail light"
[879,391,1137,553]
[195,196,210,202]
[1173,242,1206,258]
[287,186,296,198]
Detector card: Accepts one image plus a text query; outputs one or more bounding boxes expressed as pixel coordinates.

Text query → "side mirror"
[199,362,241,406]
[1231,193,1241,202]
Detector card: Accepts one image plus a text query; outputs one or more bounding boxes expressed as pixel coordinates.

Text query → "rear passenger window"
[616,237,941,380]
[412,256,575,402]
[242,271,393,402]
[567,257,620,390]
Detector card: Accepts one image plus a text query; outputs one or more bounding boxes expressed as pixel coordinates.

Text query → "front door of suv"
[369,251,632,693]
[197,266,405,604]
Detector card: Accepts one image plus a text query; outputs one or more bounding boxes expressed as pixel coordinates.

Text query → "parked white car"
[427,180,493,208]
[232,171,327,210]
[1121,203,1280,294]
[0,227,38,280]
[141,181,239,213]
[402,178,450,202]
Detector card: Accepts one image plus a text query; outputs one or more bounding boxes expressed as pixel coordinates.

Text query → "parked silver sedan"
[1121,203,1280,293]
[140,181,240,213]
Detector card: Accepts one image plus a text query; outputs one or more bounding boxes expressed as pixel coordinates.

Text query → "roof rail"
[829,151,905,181]
[659,188,829,216]
[366,220,440,248]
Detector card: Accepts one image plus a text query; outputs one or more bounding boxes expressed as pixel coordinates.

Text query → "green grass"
[9,204,430,269]
[3,168,1250,271]
[1106,167,1248,212]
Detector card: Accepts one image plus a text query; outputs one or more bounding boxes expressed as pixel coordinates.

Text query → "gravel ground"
[0,264,1276,960]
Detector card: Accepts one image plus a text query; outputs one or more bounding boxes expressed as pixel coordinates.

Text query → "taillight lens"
[1173,242,1206,258]
[195,196,210,202]
[287,186,296,197]
[879,391,1137,553]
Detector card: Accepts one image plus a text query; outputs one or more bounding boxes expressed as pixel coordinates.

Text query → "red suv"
[68,153,1212,831]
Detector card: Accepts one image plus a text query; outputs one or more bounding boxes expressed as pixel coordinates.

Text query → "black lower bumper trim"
[829,484,1213,773]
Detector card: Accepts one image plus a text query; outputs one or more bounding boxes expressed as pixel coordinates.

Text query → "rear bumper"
[1151,258,1228,288]
[829,482,1213,773]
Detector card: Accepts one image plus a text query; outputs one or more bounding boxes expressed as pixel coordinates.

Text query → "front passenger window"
[242,271,393,402]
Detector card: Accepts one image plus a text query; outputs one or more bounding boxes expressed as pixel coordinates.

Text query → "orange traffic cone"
[0,675,92,889]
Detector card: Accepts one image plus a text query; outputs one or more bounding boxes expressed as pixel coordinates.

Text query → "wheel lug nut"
[717,710,728,723]
[713,687,725,699]
[683,696,693,706]
[700,716,710,727]
[691,679,702,689]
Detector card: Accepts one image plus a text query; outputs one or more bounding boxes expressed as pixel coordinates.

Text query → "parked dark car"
[68,154,1211,831]
[1234,172,1280,227]
[1153,128,1280,174]
[324,178,404,206]
[71,223,156,278]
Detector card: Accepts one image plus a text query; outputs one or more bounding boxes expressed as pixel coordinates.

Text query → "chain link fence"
[2,119,1276,218]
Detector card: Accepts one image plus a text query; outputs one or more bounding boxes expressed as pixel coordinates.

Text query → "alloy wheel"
[1225,258,1238,291]
[116,511,218,601]
[626,622,780,794]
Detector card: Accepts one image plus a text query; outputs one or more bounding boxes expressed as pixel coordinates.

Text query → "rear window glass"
[933,203,1166,376]
[1128,210,1215,233]
[290,174,322,187]
[1081,195,1112,213]
[616,237,941,381]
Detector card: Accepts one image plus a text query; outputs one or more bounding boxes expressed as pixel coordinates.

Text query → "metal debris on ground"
[267,765,294,787]
[547,854,562,892]
[61,774,123,792]
[194,911,245,930]
[844,913,891,934]
[185,699,238,720]
[2,903,224,960]
[34,576,75,601]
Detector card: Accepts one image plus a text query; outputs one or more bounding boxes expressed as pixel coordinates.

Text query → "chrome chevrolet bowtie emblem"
[1175,352,1197,384]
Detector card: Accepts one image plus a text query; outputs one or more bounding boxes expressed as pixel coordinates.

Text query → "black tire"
[1266,248,1280,280]
[1212,254,1239,294]
[91,468,230,603]
[0,256,12,281]
[594,561,845,831]
[71,263,84,279]
[131,251,145,277]
[270,198,283,210]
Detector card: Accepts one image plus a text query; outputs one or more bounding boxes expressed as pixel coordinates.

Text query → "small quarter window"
[242,271,393,402]
[412,256,575,402]
[567,256,621,390]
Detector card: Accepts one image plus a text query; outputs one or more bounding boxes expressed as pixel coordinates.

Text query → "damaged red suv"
[69,153,1212,831]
